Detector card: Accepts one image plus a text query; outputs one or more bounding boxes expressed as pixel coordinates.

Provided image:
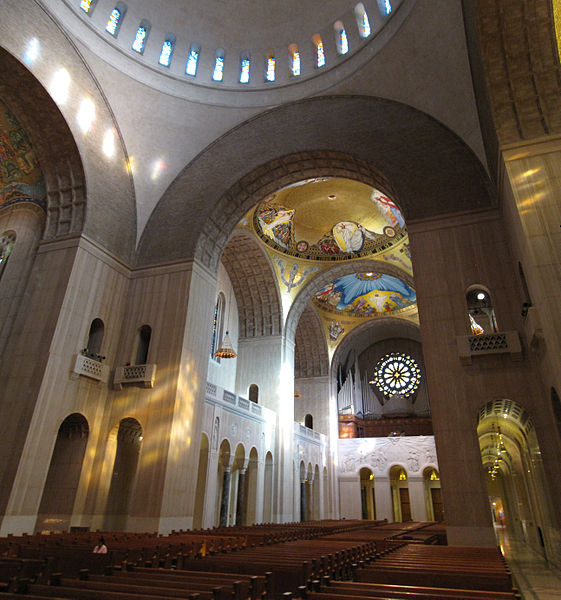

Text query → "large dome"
[48,0,413,106]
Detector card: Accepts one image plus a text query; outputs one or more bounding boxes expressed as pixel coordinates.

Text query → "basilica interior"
[0,0,560,580]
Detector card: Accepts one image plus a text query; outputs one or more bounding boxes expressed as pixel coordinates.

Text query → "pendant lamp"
[214,330,237,359]
[214,287,237,359]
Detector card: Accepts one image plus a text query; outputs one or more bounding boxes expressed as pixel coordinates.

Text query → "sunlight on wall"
[49,68,71,105]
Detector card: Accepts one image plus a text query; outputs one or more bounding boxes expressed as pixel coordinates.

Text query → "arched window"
[334,21,349,55]
[265,51,276,82]
[377,0,392,15]
[239,52,251,83]
[304,414,313,429]
[106,2,126,36]
[249,384,259,404]
[210,293,225,359]
[466,287,498,335]
[132,19,150,54]
[354,3,371,38]
[135,324,151,364]
[186,43,201,76]
[80,0,97,14]
[85,318,104,358]
[312,34,326,68]
[212,49,225,81]
[288,44,301,76]
[0,231,16,281]
[158,35,175,67]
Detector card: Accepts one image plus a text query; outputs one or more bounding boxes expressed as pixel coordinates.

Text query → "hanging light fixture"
[214,287,237,359]
[214,330,237,359]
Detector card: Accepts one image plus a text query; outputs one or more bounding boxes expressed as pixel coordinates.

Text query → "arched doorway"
[193,433,209,529]
[423,467,443,521]
[477,399,555,559]
[359,467,376,520]
[36,413,89,533]
[104,417,143,531]
[390,465,411,522]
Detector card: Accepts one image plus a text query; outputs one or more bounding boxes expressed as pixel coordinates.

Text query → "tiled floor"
[496,527,561,600]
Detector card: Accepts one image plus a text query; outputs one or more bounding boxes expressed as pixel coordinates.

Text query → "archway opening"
[390,465,410,522]
[36,413,89,533]
[423,467,442,521]
[359,467,376,520]
[477,399,554,558]
[104,417,143,531]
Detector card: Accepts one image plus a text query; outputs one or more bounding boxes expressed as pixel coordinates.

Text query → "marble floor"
[496,527,561,600]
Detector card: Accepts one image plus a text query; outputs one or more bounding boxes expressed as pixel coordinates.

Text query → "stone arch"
[295,304,329,378]
[35,413,89,533]
[221,229,282,338]
[137,96,493,267]
[286,258,414,342]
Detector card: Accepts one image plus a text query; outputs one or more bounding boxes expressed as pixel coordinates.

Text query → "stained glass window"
[106,8,121,35]
[355,3,371,38]
[240,54,250,83]
[159,38,174,67]
[334,21,349,55]
[289,44,301,76]
[373,352,420,397]
[266,55,276,82]
[381,0,392,15]
[80,0,95,14]
[213,50,225,81]
[313,35,326,67]
[186,44,200,76]
[132,25,148,53]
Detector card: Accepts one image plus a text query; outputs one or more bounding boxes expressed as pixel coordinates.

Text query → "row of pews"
[0,521,520,600]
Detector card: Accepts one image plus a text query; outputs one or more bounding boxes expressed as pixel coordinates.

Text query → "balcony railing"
[73,353,110,383]
[456,330,522,365]
[113,364,157,390]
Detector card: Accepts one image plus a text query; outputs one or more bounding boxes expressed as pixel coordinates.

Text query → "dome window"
[186,44,201,77]
[378,0,392,15]
[132,20,150,54]
[212,49,225,81]
[312,34,326,68]
[105,3,126,37]
[265,52,276,82]
[334,21,349,55]
[80,0,97,14]
[288,44,301,76]
[159,35,175,67]
[239,53,251,83]
[355,3,371,38]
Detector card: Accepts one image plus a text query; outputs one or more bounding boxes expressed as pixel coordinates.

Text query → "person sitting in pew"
[93,536,107,554]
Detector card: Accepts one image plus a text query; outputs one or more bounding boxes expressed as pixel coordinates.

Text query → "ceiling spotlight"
[328,194,336,200]
[477,292,485,300]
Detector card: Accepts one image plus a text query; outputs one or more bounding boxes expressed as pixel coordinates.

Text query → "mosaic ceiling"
[241,177,417,349]
[0,98,45,210]
[253,178,405,261]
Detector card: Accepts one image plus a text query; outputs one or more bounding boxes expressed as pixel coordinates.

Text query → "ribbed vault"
[221,230,282,339]
[294,305,329,379]
[474,0,561,144]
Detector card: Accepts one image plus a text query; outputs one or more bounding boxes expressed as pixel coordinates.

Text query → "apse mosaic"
[0,98,45,210]
[252,178,406,261]
[312,272,416,317]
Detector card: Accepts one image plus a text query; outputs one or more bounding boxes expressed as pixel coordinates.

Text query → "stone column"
[374,476,393,521]
[408,476,428,521]
[219,467,231,527]
[300,480,306,522]
[236,468,247,525]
